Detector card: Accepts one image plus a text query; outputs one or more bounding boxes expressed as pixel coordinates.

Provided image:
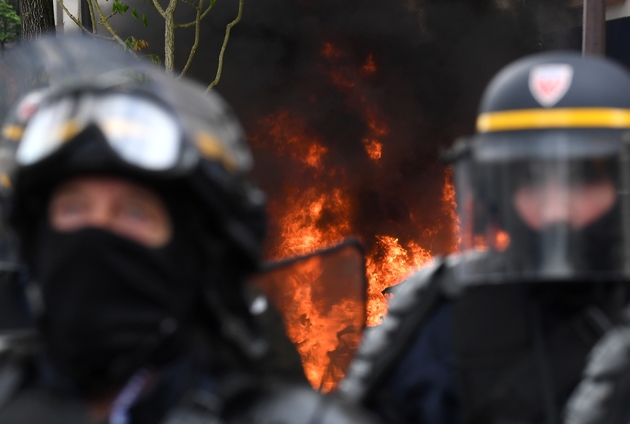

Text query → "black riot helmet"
[0,36,266,269]
[447,51,630,285]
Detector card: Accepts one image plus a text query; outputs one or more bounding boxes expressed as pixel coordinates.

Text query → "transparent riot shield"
[249,240,367,393]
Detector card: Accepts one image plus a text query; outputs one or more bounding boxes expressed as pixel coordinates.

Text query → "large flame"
[250,41,459,391]
[252,250,364,393]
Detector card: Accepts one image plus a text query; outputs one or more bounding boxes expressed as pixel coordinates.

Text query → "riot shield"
[249,240,367,393]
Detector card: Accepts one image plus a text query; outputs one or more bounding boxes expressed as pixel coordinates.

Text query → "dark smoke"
[117,0,575,258]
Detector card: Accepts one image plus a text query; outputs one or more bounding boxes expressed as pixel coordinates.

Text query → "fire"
[321,43,389,163]
[270,187,351,258]
[250,41,460,391]
[365,236,432,325]
[253,109,452,388]
[251,250,364,393]
[322,42,344,60]
[474,235,489,252]
[362,54,376,74]
[256,111,328,170]
[443,167,460,251]
[472,229,510,252]
[363,138,382,160]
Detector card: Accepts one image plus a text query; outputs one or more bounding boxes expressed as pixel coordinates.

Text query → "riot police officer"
[0,36,376,424]
[340,51,630,424]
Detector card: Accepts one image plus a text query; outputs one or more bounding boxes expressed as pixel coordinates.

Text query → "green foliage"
[0,0,20,47]
[125,36,149,51]
[112,0,130,15]
[147,54,161,65]
[130,8,148,27]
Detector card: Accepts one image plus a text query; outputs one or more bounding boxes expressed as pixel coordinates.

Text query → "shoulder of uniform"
[385,255,461,315]
[339,255,455,403]
[0,331,38,413]
[565,321,630,424]
[0,331,38,356]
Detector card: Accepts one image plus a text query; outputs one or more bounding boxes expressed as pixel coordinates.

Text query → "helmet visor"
[455,129,630,285]
[14,92,188,172]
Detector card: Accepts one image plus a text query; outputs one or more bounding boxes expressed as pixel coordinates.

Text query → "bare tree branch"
[175,0,214,28]
[206,0,243,92]
[85,0,97,33]
[162,0,179,73]
[55,0,89,32]
[102,12,117,21]
[92,0,131,50]
[150,0,167,18]
[197,0,216,21]
[58,0,237,83]
[178,0,203,77]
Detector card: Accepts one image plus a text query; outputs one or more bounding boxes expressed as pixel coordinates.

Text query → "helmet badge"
[528,64,574,108]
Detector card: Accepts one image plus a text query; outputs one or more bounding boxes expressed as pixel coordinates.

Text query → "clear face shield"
[454,129,630,285]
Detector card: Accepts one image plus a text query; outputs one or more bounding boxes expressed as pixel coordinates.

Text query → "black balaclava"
[30,189,205,397]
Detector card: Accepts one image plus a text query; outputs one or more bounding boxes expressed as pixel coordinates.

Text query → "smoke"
[115,0,575,257]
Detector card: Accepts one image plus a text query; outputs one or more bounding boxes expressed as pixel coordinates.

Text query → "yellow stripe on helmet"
[2,125,24,141]
[477,108,630,133]
[194,131,237,171]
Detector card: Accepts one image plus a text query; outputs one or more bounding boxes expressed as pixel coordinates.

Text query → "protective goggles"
[4,91,236,173]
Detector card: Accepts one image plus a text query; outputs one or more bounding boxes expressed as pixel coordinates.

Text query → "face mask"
[32,226,203,396]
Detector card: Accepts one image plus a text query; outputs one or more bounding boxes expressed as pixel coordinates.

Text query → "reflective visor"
[16,93,183,171]
[455,129,630,284]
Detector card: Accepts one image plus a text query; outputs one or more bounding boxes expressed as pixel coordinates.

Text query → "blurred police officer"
[0,36,376,424]
[340,51,630,424]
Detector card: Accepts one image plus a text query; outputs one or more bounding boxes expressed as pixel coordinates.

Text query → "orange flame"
[474,235,489,252]
[363,138,383,160]
[250,42,460,391]
[322,42,344,60]
[495,229,511,252]
[270,187,351,258]
[443,167,460,251]
[366,236,432,325]
[362,54,376,74]
[322,44,389,163]
[252,253,364,393]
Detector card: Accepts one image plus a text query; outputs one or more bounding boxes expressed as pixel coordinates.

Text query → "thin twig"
[150,0,167,19]
[93,0,132,51]
[175,0,214,28]
[55,0,95,35]
[198,0,216,21]
[101,12,117,22]
[178,0,203,77]
[206,0,243,92]
[86,0,97,33]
